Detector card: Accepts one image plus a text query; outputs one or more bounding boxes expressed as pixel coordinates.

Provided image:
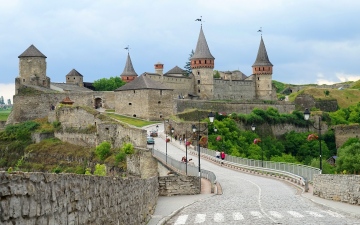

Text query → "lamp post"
[165,119,169,164]
[185,129,188,175]
[251,124,263,167]
[304,108,322,171]
[192,111,215,190]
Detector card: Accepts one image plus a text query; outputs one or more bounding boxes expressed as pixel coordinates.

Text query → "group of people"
[181,156,195,165]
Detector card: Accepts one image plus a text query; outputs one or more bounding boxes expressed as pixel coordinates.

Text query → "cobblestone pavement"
[147,125,360,225]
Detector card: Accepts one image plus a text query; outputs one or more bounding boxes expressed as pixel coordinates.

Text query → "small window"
[258,85,260,88]
[133,90,135,93]
[199,60,201,64]
[127,77,129,80]
[133,114,136,117]
[105,128,109,131]
[197,80,200,84]
[158,101,161,104]
[198,89,200,93]
[67,77,69,80]
[129,103,132,105]
[263,67,264,71]
[23,79,25,82]
[194,61,196,64]
[205,60,207,64]
[197,71,200,75]
[74,77,76,79]
[160,90,163,95]
[258,77,260,80]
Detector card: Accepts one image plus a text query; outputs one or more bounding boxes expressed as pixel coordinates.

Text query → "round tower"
[252,36,273,100]
[191,26,215,99]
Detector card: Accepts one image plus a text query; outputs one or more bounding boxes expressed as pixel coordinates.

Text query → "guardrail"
[194,146,320,183]
[151,148,217,186]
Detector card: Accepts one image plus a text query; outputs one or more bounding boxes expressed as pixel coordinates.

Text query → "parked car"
[150,130,158,137]
[147,137,155,145]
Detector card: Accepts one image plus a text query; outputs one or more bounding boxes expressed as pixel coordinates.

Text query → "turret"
[252,36,273,100]
[120,52,138,83]
[191,26,215,99]
[154,62,164,75]
[66,69,84,87]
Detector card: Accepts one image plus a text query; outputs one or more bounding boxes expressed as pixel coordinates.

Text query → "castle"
[10,25,279,124]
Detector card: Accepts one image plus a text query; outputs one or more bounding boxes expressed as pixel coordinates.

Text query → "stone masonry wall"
[0,172,158,225]
[313,174,360,205]
[334,124,360,150]
[158,175,200,196]
[175,99,295,115]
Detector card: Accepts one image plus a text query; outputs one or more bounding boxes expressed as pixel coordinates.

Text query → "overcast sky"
[1,0,360,103]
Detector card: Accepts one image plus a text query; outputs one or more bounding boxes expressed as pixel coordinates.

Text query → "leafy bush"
[121,143,134,154]
[93,164,106,176]
[95,141,111,160]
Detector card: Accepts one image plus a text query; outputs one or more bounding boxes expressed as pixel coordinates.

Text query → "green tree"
[213,70,220,78]
[336,142,360,174]
[121,142,134,154]
[0,96,4,104]
[93,76,125,91]
[270,153,298,163]
[184,49,194,76]
[95,141,111,160]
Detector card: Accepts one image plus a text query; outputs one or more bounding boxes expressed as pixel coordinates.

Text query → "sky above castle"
[1,0,360,102]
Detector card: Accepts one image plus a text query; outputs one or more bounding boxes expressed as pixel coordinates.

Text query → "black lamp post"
[171,127,174,141]
[165,119,169,164]
[251,124,263,167]
[192,111,215,190]
[185,129,188,175]
[304,108,322,171]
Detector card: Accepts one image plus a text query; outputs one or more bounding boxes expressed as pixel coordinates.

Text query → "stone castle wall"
[213,80,255,100]
[334,124,360,150]
[48,107,147,148]
[294,94,338,112]
[115,89,173,121]
[313,174,360,205]
[158,175,200,196]
[9,91,115,124]
[175,99,295,115]
[0,172,158,225]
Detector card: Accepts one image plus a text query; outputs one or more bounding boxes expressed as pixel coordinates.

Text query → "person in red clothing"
[220,151,225,160]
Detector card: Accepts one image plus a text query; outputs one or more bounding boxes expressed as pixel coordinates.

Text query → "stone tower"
[252,36,273,100]
[66,69,84,87]
[120,52,138,83]
[16,45,50,93]
[191,25,215,99]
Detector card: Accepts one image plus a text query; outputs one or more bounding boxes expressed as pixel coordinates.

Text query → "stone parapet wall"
[175,99,295,115]
[0,172,158,225]
[159,175,200,196]
[313,174,360,205]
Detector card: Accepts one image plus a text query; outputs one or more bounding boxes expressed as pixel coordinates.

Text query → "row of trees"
[0,96,11,105]
[205,108,359,174]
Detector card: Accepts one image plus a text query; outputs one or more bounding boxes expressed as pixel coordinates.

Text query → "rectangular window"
[198,80,200,84]
[160,90,162,95]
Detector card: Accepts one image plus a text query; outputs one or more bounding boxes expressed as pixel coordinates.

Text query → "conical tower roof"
[252,36,273,67]
[18,44,47,58]
[115,74,172,91]
[66,69,83,77]
[191,26,214,60]
[120,53,138,76]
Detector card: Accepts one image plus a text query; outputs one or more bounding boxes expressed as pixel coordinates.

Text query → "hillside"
[274,80,360,109]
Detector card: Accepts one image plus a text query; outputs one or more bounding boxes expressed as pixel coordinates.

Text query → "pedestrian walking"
[220,151,225,165]
[179,137,182,145]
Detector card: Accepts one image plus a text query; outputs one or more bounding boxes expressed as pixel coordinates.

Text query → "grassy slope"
[0,109,11,121]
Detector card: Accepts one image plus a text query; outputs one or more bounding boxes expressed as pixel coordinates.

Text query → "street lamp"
[171,127,174,141]
[251,124,263,167]
[165,119,169,164]
[304,108,322,171]
[192,111,215,190]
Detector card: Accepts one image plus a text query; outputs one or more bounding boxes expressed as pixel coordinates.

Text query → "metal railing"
[152,148,217,185]
[196,146,320,182]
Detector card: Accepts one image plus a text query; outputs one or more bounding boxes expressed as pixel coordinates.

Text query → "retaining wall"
[313,174,360,205]
[0,172,158,225]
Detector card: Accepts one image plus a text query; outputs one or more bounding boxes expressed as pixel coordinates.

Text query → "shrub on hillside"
[95,141,111,160]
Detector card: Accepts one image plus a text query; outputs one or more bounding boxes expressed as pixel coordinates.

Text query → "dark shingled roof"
[18,44,47,58]
[164,66,186,75]
[252,36,273,67]
[191,26,214,60]
[66,69,83,77]
[120,53,138,77]
[51,83,94,92]
[115,74,172,91]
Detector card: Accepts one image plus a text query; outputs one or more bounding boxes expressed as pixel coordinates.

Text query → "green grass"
[0,109,11,121]
[106,113,159,127]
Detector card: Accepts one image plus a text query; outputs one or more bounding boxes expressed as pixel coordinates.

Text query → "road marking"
[321,210,344,218]
[269,211,283,218]
[174,215,188,225]
[232,212,244,220]
[250,211,263,218]
[287,211,304,218]
[214,213,225,222]
[306,211,324,217]
[194,214,206,223]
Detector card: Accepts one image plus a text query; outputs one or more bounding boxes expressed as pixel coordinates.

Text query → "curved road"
[146,124,359,225]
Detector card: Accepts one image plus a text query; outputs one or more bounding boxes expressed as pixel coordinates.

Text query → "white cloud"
[0,83,15,104]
